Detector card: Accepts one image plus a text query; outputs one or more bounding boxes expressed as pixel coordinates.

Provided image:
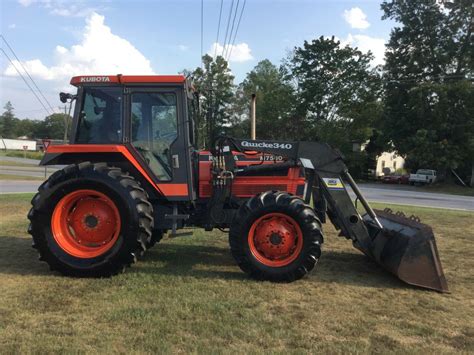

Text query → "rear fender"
[41,145,163,199]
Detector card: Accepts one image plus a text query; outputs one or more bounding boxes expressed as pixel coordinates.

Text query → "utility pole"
[250,93,256,140]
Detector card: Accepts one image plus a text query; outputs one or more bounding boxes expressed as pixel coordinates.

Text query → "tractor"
[28,75,448,292]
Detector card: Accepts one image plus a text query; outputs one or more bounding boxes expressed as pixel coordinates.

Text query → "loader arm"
[215,137,448,292]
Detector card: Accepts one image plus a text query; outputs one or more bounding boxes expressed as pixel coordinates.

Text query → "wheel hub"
[85,215,98,228]
[51,189,121,258]
[270,233,283,245]
[248,213,303,267]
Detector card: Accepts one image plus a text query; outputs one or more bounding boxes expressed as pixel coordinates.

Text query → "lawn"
[0,174,45,181]
[0,194,472,353]
[0,160,40,167]
[0,150,44,160]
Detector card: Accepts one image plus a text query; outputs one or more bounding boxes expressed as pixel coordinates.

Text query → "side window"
[76,87,122,143]
[131,92,178,181]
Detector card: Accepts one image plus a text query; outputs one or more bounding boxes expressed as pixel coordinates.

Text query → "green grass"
[0,194,473,353]
[0,174,45,181]
[0,150,43,160]
[0,160,40,167]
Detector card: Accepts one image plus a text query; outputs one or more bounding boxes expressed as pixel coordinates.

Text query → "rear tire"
[229,191,323,282]
[28,162,153,277]
[147,230,164,248]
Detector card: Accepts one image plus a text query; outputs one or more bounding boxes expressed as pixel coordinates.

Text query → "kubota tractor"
[28,75,448,292]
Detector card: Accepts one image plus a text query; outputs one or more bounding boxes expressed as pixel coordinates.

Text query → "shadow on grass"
[139,240,411,290]
[136,242,247,281]
[317,250,413,290]
[0,235,414,290]
[0,235,50,276]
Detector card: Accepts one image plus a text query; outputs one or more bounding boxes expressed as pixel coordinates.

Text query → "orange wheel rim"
[51,189,121,258]
[248,212,303,267]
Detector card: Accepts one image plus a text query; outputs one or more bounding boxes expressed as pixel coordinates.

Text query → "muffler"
[361,208,449,292]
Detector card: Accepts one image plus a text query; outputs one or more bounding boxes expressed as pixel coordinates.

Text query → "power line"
[1,35,55,115]
[13,108,50,113]
[200,0,204,68]
[0,48,52,116]
[213,0,224,60]
[221,0,235,58]
[227,0,247,62]
[224,0,240,60]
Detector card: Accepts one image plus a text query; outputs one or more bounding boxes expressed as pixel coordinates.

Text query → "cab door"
[126,87,193,201]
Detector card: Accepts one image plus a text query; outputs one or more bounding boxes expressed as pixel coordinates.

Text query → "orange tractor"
[28,75,448,291]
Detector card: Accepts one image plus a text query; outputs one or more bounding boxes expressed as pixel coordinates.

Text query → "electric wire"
[213,0,224,60]
[0,48,52,116]
[1,35,55,115]
[227,0,247,62]
[223,0,240,60]
[201,0,204,67]
[221,0,235,58]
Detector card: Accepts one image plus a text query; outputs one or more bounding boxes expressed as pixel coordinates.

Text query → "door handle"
[172,154,179,169]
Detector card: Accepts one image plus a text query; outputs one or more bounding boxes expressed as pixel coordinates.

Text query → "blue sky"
[1,0,394,119]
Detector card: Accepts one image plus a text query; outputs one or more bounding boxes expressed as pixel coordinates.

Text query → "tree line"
[190,0,473,183]
[1,0,472,183]
[0,101,72,141]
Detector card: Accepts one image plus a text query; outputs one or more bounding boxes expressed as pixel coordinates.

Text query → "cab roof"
[70,75,187,86]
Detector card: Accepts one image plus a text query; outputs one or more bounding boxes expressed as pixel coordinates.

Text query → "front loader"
[28,74,448,292]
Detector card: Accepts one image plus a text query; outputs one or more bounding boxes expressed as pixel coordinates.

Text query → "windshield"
[417,170,433,175]
[76,87,122,143]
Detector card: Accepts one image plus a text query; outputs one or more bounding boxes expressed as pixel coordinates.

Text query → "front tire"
[28,162,153,277]
[229,191,323,282]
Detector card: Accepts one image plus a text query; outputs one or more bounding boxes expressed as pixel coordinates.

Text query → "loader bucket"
[360,209,449,292]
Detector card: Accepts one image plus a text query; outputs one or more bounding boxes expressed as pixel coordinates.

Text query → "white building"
[0,138,37,151]
[375,151,405,177]
[352,142,405,178]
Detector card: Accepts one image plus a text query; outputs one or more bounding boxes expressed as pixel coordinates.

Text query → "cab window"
[76,87,122,143]
[131,92,178,181]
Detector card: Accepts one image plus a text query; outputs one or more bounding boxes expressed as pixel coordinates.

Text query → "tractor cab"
[56,75,198,201]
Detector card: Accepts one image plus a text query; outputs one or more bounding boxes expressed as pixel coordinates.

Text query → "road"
[346,183,473,211]
[0,179,472,211]
[0,156,60,178]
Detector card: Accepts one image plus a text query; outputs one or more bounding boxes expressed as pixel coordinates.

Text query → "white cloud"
[4,12,155,81]
[18,0,36,6]
[178,45,189,51]
[343,7,370,29]
[17,0,96,17]
[50,5,96,18]
[208,42,253,62]
[8,24,17,29]
[342,34,386,66]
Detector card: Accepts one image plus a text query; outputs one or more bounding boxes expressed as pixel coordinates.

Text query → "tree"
[16,119,40,138]
[285,36,383,153]
[189,54,235,148]
[233,59,295,140]
[381,0,474,184]
[0,101,20,138]
[34,113,72,140]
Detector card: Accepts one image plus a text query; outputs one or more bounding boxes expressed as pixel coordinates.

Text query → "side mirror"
[59,92,69,103]
[59,92,76,103]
